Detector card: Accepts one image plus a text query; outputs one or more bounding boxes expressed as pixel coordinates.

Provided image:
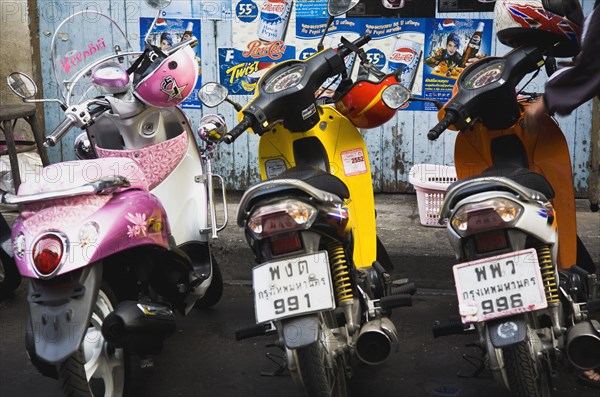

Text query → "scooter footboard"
[26,265,102,364]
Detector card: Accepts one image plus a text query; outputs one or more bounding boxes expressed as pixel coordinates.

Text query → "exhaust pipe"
[566,319,600,370]
[102,301,176,356]
[355,317,399,365]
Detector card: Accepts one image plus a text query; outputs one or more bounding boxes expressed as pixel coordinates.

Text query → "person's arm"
[543,7,600,115]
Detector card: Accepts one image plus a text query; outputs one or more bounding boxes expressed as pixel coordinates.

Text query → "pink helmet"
[133,45,198,107]
[494,0,583,57]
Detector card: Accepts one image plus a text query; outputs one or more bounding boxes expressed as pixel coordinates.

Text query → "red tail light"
[32,234,65,276]
[270,232,301,256]
[475,230,508,253]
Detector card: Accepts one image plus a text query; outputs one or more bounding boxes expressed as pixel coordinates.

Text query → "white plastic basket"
[408,164,457,227]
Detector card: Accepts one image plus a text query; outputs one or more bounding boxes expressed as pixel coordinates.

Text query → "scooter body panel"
[257,105,377,269]
[454,108,576,269]
[12,188,170,279]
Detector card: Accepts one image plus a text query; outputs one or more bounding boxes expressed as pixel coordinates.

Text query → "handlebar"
[45,115,76,147]
[223,116,253,144]
[427,111,457,141]
[337,34,372,59]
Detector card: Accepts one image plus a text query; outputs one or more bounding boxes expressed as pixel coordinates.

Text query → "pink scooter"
[4,1,227,394]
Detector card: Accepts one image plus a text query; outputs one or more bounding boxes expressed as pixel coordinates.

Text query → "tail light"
[451,198,523,236]
[247,199,317,239]
[270,232,301,256]
[32,233,66,277]
[475,230,508,253]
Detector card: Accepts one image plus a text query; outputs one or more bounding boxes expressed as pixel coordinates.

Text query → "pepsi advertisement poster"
[422,18,492,110]
[139,17,203,109]
[347,0,436,18]
[438,0,496,13]
[219,0,297,94]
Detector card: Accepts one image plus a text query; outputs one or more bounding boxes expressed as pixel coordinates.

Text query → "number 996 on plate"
[252,251,335,324]
[453,248,548,323]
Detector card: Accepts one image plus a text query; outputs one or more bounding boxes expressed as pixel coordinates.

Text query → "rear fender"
[487,315,527,348]
[281,314,320,349]
[26,264,102,364]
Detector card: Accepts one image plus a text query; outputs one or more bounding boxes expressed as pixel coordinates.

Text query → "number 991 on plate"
[252,251,335,324]
[453,248,548,323]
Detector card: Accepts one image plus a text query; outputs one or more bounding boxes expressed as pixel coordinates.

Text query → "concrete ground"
[0,192,598,397]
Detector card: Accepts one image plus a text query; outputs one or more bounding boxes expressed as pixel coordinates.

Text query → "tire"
[194,255,223,309]
[502,340,551,397]
[0,251,21,297]
[58,283,128,397]
[295,313,347,397]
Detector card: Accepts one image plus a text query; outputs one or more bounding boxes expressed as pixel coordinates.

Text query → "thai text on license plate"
[253,251,335,323]
[453,248,548,323]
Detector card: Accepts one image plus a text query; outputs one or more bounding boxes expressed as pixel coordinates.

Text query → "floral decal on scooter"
[126,212,148,238]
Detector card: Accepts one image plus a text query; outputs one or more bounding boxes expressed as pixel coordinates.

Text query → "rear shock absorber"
[327,241,354,305]
[536,244,560,304]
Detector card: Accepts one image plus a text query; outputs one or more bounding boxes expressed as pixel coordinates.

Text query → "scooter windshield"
[51,11,135,105]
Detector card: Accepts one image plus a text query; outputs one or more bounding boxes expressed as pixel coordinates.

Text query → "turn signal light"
[32,234,65,276]
[451,198,523,236]
[247,199,317,239]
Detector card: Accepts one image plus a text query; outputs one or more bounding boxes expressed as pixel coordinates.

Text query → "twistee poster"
[220,0,296,95]
[438,0,496,13]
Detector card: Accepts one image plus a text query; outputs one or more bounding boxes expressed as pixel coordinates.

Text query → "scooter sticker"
[341,148,367,176]
[126,213,148,238]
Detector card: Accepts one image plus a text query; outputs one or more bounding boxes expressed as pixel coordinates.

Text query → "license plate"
[453,248,548,323]
[253,251,335,323]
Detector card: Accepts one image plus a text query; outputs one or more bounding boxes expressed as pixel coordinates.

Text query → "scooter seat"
[445,167,555,212]
[237,166,349,226]
[272,166,350,199]
[18,158,149,196]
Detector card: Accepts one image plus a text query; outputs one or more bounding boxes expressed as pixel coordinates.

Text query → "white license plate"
[453,248,548,323]
[253,251,335,323]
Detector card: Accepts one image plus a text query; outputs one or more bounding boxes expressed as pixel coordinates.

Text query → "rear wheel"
[0,251,21,297]
[502,338,550,397]
[295,313,347,397]
[58,284,127,397]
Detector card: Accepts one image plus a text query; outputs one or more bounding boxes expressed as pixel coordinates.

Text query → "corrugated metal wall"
[37,0,596,195]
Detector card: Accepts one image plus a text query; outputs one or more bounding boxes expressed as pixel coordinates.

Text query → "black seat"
[272,165,350,199]
[448,133,555,208]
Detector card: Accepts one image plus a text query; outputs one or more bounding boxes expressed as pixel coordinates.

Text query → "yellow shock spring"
[327,242,354,305]
[536,244,560,304]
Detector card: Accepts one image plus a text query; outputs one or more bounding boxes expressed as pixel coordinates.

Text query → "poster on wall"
[139,17,203,109]
[347,0,436,18]
[159,0,233,20]
[219,0,296,95]
[295,1,426,109]
[438,0,496,13]
[421,18,492,110]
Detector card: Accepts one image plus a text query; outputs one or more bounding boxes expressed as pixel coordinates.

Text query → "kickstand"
[457,343,486,379]
[260,343,287,377]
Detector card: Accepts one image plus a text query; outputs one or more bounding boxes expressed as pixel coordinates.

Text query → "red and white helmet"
[494,0,583,57]
[335,72,409,129]
[133,45,198,108]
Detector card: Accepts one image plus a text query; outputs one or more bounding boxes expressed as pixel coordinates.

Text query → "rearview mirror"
[328,0,360,16]
[198,82,229,108]
[145,0,171,10]
[382,84,411,109]
[6,72,38,99]
[198,114,227,145]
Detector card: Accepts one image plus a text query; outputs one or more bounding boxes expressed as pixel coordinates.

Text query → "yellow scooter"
[199,2,415,394]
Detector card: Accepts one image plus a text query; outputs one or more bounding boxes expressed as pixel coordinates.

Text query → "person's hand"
[523,97,548,132]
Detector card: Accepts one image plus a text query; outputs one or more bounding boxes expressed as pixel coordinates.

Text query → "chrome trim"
[439,176,549,223]
[236,179,344,227]
[30,231,70,279]
[1,176,131,205]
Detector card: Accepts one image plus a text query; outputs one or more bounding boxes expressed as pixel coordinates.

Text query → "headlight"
[450,198,523,235]
[247,199,317,239]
